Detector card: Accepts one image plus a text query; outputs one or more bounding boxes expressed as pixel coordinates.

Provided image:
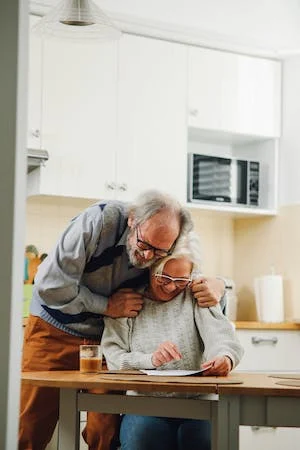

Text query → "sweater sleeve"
[34,205,109,315]
[194,302,244,369]
[102,317,155,370]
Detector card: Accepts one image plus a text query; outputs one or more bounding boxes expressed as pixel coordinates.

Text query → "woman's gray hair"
[152,231,202,277]
[129,189,193,236]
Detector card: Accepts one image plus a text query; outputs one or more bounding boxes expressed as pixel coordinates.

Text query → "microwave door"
[193,155,231,202]
[192,155,232,202]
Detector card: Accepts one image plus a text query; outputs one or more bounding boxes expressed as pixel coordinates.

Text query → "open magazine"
[140,365,212,377]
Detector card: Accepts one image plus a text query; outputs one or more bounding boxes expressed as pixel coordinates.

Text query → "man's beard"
[126,236,156,269]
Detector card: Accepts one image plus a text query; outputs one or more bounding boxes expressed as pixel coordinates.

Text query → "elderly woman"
[102,233,243,450]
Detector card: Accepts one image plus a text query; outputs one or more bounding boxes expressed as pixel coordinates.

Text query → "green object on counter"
[23,285,33,318]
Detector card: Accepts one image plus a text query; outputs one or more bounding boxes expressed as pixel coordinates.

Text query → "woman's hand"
[191,277,225,308]
[151,341,182,368]
[201,356,232,376]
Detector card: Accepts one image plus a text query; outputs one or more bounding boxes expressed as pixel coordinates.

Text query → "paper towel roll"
[254,275,284,322]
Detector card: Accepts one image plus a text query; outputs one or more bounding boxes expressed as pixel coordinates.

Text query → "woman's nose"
[164,281,177,292]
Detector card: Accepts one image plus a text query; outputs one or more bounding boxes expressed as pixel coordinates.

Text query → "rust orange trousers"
[19,315,120,450]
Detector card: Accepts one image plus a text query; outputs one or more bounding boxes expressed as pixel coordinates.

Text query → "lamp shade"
[32,0,121,41]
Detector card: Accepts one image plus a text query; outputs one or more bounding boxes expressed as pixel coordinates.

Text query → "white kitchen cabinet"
[235,328,300,450]
[27,18,281,208]
[27,28,188,203]
[188,47,281,138]
[116,34,188,203]
[239,426,300,450]
[186,46,281,215]
[27,20,118,200]
[236,329,300,372]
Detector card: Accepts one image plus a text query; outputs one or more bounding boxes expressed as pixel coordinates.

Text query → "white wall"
[25,197,234,280]
[279,56,300,206]
[26,196,94,254]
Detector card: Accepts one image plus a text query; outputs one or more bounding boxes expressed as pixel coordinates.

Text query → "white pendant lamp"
[33,0,121,41]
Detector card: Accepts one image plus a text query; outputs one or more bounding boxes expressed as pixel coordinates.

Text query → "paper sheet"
[140,366,212,377]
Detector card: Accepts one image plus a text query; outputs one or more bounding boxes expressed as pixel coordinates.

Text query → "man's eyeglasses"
[154,274,192,289]
[136,226,173,258]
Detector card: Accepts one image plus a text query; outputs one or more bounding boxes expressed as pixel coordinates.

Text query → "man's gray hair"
[152,231,202,276]
[129,189,193,236]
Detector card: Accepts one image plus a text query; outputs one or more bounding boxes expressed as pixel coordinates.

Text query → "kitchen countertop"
[235,321,300,330]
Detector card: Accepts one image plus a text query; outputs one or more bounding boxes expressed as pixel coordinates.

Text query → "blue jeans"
[120,414,211,450]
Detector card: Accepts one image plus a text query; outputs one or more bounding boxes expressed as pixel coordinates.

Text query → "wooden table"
[21,371,300,450]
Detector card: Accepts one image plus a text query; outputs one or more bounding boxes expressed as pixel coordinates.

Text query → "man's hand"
[191,277,225,308]
[201,355,232,376]
[152,341,182,368]
[104,288,144,318]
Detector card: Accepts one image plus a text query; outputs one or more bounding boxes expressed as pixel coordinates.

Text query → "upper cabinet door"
[188,47,281,138]
[116,34,188,203]
[188,48,238,133]
[27,17,119,200]
[236,54,281,137]
[41,38,118,199]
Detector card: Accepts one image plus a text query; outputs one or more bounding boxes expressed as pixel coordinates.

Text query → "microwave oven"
[188,153,260,206]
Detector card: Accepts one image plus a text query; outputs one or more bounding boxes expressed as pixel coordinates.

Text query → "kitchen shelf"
[187,126,279,216]
[186,202,277,217]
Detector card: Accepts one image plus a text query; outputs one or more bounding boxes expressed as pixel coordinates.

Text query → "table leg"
[211,395,240,450]
[58,388,80,450]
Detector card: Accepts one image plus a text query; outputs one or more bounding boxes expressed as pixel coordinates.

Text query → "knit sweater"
[102,290,243,373]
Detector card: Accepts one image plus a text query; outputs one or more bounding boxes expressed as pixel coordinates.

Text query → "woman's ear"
[127,213,135,229]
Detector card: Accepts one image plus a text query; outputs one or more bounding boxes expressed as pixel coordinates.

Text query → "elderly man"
[19,190,226,450]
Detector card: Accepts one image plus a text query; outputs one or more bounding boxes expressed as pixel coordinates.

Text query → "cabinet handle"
[31,129,40,138]
[189,108,199,117]
[105,182,116,190]
[118,183,127,191]
[251,336,278,345]
[251,426,277,431]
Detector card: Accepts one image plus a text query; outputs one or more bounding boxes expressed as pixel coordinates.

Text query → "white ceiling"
[30,0,300,56]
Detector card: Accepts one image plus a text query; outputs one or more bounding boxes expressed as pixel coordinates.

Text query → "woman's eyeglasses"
[154,273,192,289]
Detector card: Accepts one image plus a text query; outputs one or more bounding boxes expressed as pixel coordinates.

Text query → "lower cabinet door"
[236,330,300,372]
[240,425,300,450]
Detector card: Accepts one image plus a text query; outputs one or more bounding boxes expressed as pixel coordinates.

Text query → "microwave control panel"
[248,161,260,206]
